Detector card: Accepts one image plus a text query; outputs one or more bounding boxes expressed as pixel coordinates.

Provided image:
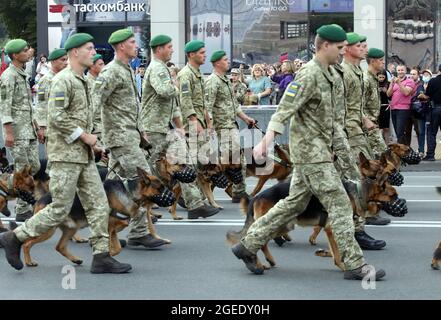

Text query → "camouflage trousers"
[241,163,365,271]
[14,161,110,255]
[348,134,373,232]
[145,131,204,211]
[217,129,247,196]
[108,143,152,239]
[8,139,41,217]
[366,128,388,159]
[333,137,361,181]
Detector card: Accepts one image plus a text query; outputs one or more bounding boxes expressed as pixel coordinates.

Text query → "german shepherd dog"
[226,154,400,271]
[245,144,292,196]
[22,167,175,267]
[0,166,36,233]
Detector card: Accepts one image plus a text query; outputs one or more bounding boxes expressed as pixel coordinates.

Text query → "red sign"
[49,4,65,13]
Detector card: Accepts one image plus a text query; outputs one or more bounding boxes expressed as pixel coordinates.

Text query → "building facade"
[37,0,441,73]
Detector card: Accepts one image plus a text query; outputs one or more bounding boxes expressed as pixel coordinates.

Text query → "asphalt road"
[1,172,441,300]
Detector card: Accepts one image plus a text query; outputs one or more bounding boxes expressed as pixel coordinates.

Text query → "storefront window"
[386,0,436,71]
[188,0,231,74]
[232,0,309,67]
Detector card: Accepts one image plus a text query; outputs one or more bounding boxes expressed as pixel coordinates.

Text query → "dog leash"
[248,122,292,169]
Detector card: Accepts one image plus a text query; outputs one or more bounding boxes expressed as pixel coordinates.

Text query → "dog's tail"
[226,195,255,246]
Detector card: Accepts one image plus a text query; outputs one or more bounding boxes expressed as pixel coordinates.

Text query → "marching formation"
[0,24,432,281]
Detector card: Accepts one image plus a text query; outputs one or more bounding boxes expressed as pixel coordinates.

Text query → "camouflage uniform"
[341,60,373,161]
[0,64,40,217]
[35,70,56,129]
[241,59,365,271]
[14,66,110,254]
[92,58,152,239]
[364,70,387,158]
[205,72,246,195]
[140,57,204,211]
[332,64,360,181]
[341,60,371,232]
[232,81,248,105]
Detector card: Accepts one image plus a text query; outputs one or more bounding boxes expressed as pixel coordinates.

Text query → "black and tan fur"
[22,167,170,267]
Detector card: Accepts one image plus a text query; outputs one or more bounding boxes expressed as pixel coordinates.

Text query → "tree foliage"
[0,0,36,48]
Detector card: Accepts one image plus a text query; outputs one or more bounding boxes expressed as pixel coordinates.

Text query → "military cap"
[184,40,205,53]
[367,48,385,59]
[230,68,240,74]
[150,35,172,48]
[108,28,134,45]
[5,39,28,55]
[359,35,367,42]
[64,33,94,51]
[92,54,103,63]
[48,48,67,61]
[210,50,227,63]
[316,25,347,42]
[346,32,363,46]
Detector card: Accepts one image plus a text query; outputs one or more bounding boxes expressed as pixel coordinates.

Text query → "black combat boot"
[231,243,264,275]
[344,264,386,280]
[0,231,24,270]
[127,234,169,248]
[15,210,33,222]
[365,215,391,226]
[355,231,386,250]
[188,204,220,219]
[90,253,132,274]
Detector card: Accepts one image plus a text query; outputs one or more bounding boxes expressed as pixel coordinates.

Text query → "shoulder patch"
[50,92,65,107]
[285,82,301,97]
[181,83,190,94]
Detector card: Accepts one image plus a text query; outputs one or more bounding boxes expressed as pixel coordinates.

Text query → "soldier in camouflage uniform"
[364,48,388,158]
[140,35,219,220]
[0,39,40,222]
[86,54,107,168]
[231,25,386,281]
[205,51,256,202]
[231,68,248,105]
[92,29,168,248]
[177,41,214,170]
[342,34,388,248]
[35,48,68,145]
[0,33,132,273]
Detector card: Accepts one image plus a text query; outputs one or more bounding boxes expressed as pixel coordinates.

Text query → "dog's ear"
[359,152,368,167]
[379,153,388,167]
[376,169,389,186]
[20,165,31,176]
[136,167,151,186]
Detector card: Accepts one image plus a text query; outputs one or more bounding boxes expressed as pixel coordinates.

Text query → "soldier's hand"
[253,141,267,161]
[246,117,256,127]
[37,128,46,144]
[4,133,14,148]
[80,132,97,147]
[363,118,377,131]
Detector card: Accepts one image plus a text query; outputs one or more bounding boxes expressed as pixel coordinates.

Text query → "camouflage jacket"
[363,70,381,123]
[267,58,343,165]
[140,57,181,134]
[177,63,208,128]
[86,72,102,135]
[233,81,248,105]
[35,69,56,128]
[0,64,36,140]
[46,66,94,164]
[93,59,141,149]
[205,72,242,130]
[341,60,365,138]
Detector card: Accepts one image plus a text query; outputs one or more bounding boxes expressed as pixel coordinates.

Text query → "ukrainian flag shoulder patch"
[286,82,301,97]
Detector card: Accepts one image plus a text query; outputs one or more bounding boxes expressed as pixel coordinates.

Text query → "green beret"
[316,25,347,42]
[184,40,205,53]
[5,39,28,55]
[210,50,227,63]
[64,33,94,51]
[48,48,67,61]
[346,32,363,46]
[359,35,367,42]
[108,28,134,45]
[150,35,172,48]
[367,48,385,59]
[92,54,103,63]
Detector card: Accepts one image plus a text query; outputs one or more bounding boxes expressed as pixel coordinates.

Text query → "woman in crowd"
[246,64,272,106]
[413,69,433,157]
[35,54,49,83]
[378,70,391,144]
[269,60,296,104]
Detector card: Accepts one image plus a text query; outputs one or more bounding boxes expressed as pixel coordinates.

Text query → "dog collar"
[268,153,292,168]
